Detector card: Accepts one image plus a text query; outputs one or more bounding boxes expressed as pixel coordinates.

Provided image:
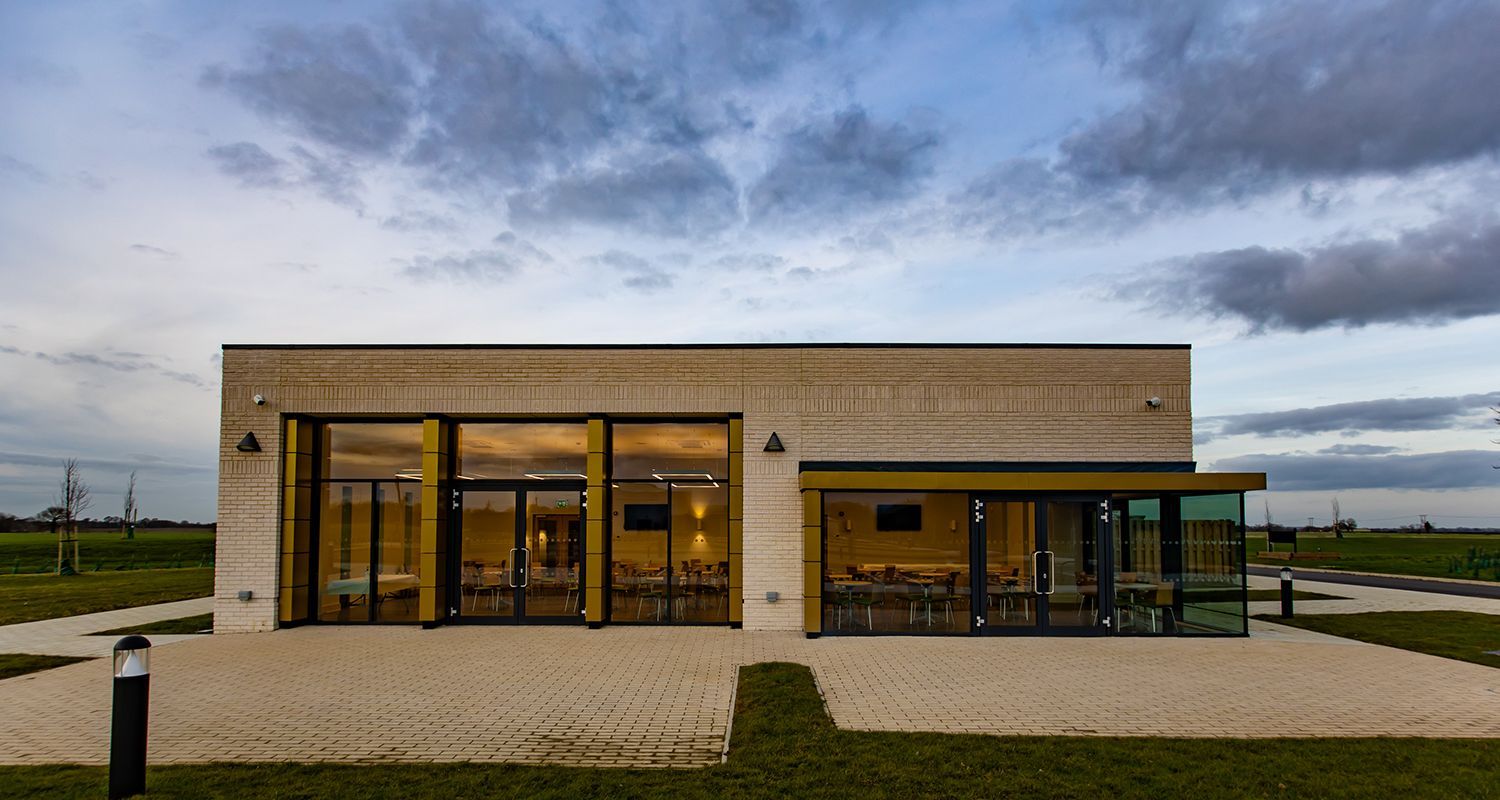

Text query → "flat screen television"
[876,504,922,531]
[622,503,670,531]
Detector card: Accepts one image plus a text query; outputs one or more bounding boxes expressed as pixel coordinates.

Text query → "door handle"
[507,548,518,587]
[519,548,530,588]
[1031,551,1042,594]
[1044,551,1056,595]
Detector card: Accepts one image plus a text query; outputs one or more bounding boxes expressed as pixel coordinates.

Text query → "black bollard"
[110,635,151,799]
[1279,567,1294,619]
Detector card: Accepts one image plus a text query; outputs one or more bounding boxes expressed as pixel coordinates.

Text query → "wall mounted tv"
[876,504,922,531]
[623,503,670,531]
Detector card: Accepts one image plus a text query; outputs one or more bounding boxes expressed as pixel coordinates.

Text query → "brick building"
[215,344,1263,637]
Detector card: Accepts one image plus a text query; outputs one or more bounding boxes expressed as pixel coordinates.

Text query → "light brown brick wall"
[216,345,1192,632]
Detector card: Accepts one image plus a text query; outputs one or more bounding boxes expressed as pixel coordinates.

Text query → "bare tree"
[121,471,139,540]
[55,459,91,574]
[37,506,66,534]
[1331,497,1343,539]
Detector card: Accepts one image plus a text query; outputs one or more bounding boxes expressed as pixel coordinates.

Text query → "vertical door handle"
[519,548,530,588]
[508,548,519,587]
[1044,551,1057,595]
[1031,551,1042,594]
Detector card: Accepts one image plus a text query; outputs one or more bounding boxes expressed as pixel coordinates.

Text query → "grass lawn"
[0,529,214,574]
[0,654,92,681]
[1255,611,1500,670]
[92,613,213,636]
[1245,589,1343,602]
[1247,531,1500,582]
[2,663,1497,799]
[0,568,213,626]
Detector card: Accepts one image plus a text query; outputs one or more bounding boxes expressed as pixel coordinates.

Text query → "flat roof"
[222,342,1190,351]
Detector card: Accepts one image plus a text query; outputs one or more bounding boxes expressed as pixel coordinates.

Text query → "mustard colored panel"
[281,518,310,553]
[803,563,822,600]
[729,583,742,623]
[803,526,822,562]
[420,587,441,622]
[727,418,743,453]
[802,490,822,528]
[421,485,440,514]
[422,419,443,454]
[798,471,1266,493]
[587,418,606,453]
[284,485,312,522]
[279,588,307,623]
[585,553,604,590]
[284,418,313,456]
[585,587,604,622]
[729,557,742,589]
[419,552,441,584]
[728,450,742,488]
[279,551,308,588]
[586,452,606,480]
[585,518,605,557]
[728,486,742,517]
[803,595,822,633]
[728,519,743,554]
[585,487,606,518]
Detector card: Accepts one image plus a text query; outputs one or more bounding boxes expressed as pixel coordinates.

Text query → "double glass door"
[453,487,584,623]
[977,497,1109,635]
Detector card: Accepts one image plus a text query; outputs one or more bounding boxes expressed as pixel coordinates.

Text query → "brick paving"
[2,622,1499,768]
[1246,574,1500,617]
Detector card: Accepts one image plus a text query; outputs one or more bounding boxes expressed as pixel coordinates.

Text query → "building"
[214,343,1264,637]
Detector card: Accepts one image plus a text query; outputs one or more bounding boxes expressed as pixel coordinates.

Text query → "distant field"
[0,529,214,573]
[1247,532,1499,582]
[0,568,214,625]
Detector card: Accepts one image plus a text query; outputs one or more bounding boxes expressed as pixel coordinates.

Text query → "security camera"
[1146,396,1162,408]
[252,394,266,406]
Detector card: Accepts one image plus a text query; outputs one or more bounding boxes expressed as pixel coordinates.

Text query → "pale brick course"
[217,345,1191,632]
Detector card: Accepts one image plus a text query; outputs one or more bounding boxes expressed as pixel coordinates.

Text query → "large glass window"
[611,422,727,479]
[822,492,971,634]
[458,423,587,480]
[315,423,423,623]
[1112,497,1170,633]
[1179,493,1246,634]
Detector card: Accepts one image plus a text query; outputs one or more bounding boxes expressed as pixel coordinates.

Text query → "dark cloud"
[750,107,939,225]
[1214,449,1497,491]
[1201,393,1496,439]
[507,151,739,237]
[14,348,209,388]
[1318,444,1401,456]
[206,141,290,187]
[1064,0,1500,194]
[1116,215,1500,331]
[0,450,212,476]
[206,141,364,209]
[203,24,414,156]
[399,233,550,283]
[128,244,178,259]
[590,250,673,292]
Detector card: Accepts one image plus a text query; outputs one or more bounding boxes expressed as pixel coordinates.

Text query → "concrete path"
[1248,564,1500,599]
[1246,574,1500,618]
[0,598,213,658]
[0,621,1496,768]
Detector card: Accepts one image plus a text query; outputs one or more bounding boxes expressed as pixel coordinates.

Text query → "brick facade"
[215,344,1192,633]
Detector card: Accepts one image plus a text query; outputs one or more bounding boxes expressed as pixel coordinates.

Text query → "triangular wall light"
[236,432,262,452]
[763,432,785,452]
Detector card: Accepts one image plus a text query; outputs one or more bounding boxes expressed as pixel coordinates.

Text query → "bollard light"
[1279,567,1294,619]
[110,635,151,800]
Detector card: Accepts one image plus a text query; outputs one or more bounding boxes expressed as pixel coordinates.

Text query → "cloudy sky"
[1,0,1496,526]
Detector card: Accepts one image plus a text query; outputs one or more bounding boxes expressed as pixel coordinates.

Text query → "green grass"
[1244,589,1343,601]
[1255,611,1500,670]
[2,663,1497,799]
[0,568,213,626]
[91,613,213,636]
[0,654,92,680]
[0,529,214,574]
[1248,532,1500,582]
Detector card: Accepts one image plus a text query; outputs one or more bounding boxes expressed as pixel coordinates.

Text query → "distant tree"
[37,505,66,534]
[1331,498,1343,539]
[121,470,139,540]
[55,459,91,574]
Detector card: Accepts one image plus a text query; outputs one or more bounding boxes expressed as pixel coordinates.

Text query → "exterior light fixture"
[1145,397,1163,408]
[235,432,261,452]
[110,635,152,800]
[252,394,266,406]
[763,432,785,452]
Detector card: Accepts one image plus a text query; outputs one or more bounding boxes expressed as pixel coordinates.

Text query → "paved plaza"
[1,609,1498,767]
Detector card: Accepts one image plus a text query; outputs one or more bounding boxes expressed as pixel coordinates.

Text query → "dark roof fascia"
[221,342,1191,351]
[799,461,1198,474]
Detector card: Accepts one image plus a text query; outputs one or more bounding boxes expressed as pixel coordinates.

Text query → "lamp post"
[1279,567,1294,619]
[110,635,151,799]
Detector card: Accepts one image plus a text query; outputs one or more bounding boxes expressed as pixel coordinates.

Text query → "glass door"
[976,496,1110,636]
[454,487,584,623]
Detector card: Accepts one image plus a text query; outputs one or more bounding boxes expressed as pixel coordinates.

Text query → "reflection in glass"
[524,490,582,619]
[317,481,421,622]
[1180,493,1245,634]
[821,492,970,634]
[983,501,1036,628]
[459,492,517,617]
[611,423,728,479]
[1113,498,1169,633]
[610,483,670,621]
[458,423,588,480]
[672,486,729,623]
[1045,502,1100,628]
[323,424,423,480]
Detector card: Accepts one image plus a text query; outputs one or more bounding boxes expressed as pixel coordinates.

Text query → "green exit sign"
[556,499,569,508]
